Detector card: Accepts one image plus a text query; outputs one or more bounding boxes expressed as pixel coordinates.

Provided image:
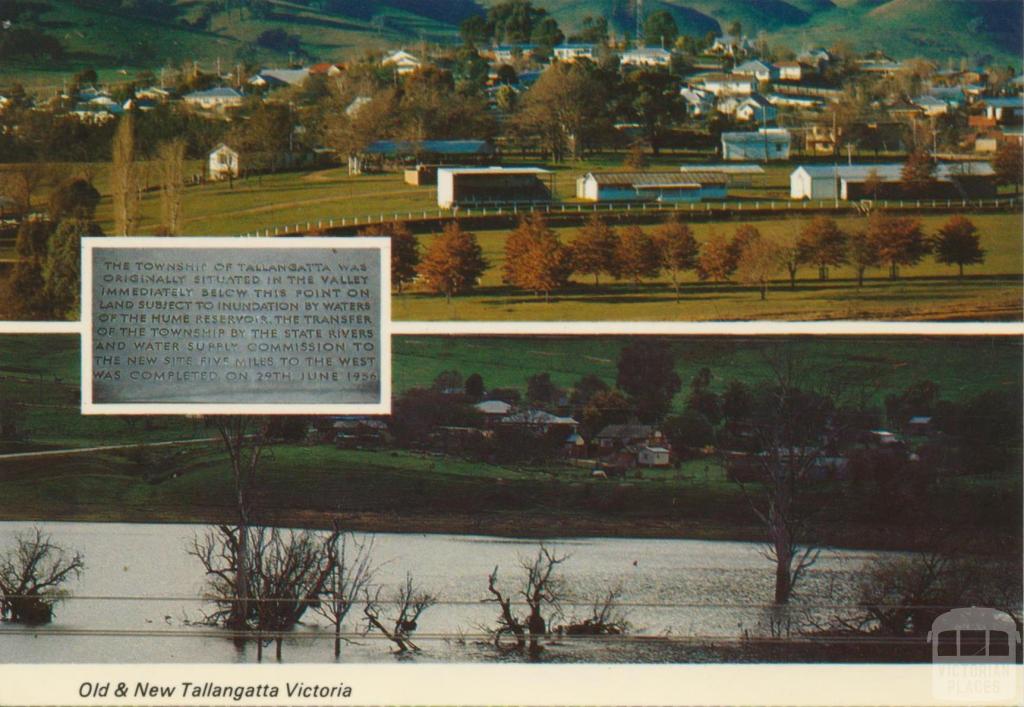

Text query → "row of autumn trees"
[363,210,987,303]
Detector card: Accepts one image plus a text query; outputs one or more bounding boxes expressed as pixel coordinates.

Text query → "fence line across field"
[239,196,1022,238]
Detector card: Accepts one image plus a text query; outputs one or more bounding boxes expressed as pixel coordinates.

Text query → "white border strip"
[0,320,84,334]
[80,237,391,416]
[0,664,1020,706]
[392,320,1024,336]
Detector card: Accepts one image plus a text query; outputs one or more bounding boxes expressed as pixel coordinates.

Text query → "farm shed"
[577,171,727,203]
[789,162,996,200]
[436,167,552,208]
[721,129,792,161]
[355,140,494,174]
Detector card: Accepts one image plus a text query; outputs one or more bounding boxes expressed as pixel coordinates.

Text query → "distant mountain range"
[1,0,1020,78]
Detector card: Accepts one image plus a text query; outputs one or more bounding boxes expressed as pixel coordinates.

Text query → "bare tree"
[314,525,377,657]
[484,545,568,657]
[249,526,341,661]
[0,162,52,214]
[562,584,631,636]
[0,528,84,624]
[111,114,141,236]
[363,573,436,653]
[157,138,186,236]
[728,350,867,604]
[207,416,272,629]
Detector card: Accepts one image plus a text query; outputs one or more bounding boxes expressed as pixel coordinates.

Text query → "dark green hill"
[1,0,1019,83]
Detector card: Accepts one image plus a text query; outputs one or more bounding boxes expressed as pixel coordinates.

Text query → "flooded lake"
[0,521,890,663]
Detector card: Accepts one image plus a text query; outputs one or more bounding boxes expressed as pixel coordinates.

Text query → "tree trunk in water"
[774,551,792,605]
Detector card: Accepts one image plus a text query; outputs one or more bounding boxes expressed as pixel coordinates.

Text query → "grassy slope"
[397,211,1023,321]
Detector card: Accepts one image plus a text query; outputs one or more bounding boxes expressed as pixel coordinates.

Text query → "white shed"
[436,167,552,208]
[637,446,671,467]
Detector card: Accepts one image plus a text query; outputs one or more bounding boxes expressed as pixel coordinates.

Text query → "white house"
[620,47,672,67]
[578,171,727,203]
[381,50,422,75]
[552,43,595,62]
[721,129,791,161]
[696,73,756,96]
[776,61,803,82]
[913,95,949,117]
[735,94,776,123]
[183,86,245,111]
[488,44,536,63]
[733,59,778,83]
[208,144,240,180]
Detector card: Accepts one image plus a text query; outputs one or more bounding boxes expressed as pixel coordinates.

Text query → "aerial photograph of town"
[0,0,1021,321]
[0,1,1021,701]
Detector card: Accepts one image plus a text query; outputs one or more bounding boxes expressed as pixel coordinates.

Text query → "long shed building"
[577,171,727,203]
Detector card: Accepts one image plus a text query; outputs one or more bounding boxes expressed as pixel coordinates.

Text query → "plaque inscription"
[83,238,390,413]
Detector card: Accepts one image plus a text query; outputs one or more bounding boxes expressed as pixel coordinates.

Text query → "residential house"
[695,73,756,96]
[474,400,513,428]
[982,96,1023,125]
[381,50,422,75]
[733,59,778,83]
[734,94,776,123]
[710,34,754,57]
[577,171,727,203]
[797,48,832,73]
[553,43,595,62]
[134,86,171,102]
[767,93,823,111]
[249,68,310,90]
[620,47,672,67]
[594,424,666,453]
[721,128,792,161]
[680,87,715,117]
[208,144,240,180]
[500,409,579,435]
[487,44,536,63]
[802,124,842,154]
[183,86,245,111]
[308,62,344,77]
[776,60,803,82]
[857,58,904,75]
[913,95,949,117]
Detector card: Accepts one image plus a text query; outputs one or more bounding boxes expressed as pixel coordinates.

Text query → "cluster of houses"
[310,399,674,475]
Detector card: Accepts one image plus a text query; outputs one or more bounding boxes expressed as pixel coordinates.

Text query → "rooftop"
[586,171,727,187]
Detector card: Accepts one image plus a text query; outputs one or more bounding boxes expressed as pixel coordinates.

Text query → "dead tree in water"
[363,573,435,654]
[191,524,342,661]
[0,528,84,624]
[208,416,271,629]
[484,545,568,658]
[314,525,377,657]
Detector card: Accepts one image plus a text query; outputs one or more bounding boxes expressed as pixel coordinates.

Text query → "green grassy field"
[397,212,1024,321]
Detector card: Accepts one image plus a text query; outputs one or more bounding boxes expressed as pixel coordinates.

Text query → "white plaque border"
[81,236,391,416]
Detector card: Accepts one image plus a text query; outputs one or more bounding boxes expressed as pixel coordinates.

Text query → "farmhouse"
[208,144,240,180]
[776,60,803,82]
[680,87,714,117]
[721,129,792,161]
[183,86,244,111]
[577,171,727,203]
[436,166,552,208]
[789,162,997,201]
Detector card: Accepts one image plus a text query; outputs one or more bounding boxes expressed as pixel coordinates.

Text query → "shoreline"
[0,507,1010,554]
